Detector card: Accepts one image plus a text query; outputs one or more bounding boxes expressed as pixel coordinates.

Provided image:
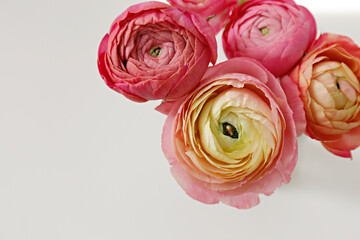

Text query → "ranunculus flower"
[222,0,316,77]
[281,33,360,158]
[162,58,297,209]
[166,0,238,34]
[98,1,217,102]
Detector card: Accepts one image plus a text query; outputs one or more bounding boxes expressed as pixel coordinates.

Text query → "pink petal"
[171,162,220,204]
[321,125,360,158]
[155,100,178,115]
[280,75,307,136]
[219,193,260,209]
[97,35,147,102]
[322,143,352,159]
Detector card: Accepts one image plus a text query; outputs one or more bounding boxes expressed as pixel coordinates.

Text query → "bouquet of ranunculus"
[97,0,360,209]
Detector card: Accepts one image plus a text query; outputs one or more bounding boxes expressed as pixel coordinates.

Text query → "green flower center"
[260,27,270,36]
[149,46,162,57]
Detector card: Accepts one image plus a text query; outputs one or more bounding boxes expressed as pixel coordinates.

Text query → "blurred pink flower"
[98,1,217,102]
[281,33,360,158]
[162,58,297,209]
[166,0,238,34]
[222,0,316,77]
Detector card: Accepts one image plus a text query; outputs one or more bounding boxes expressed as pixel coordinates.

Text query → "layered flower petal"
[162,58,297,209]
[98,1,217,102]
[222,0,316,77]
[167,0,238,34]
[283,33,360,158]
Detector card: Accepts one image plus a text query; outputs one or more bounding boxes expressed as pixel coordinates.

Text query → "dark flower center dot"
[221,122,239,139]
[336,81,340,89]
[150,46,162,57]
[206,15,216,21]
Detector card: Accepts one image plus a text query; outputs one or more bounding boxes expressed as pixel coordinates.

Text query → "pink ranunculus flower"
[98,1,217,102]
[222,0,316,77]
[162,58,297,209]
[166,0,238,34]
[281,33,360,158]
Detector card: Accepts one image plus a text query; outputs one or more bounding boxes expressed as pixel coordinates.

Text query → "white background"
[1,0,360,239]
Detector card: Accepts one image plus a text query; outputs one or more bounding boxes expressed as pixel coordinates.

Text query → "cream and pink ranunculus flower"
[281,33,360,158]
[98,1,217,102]
[166,0,238,34]
[222,0,316,77]
[162,58,297,209]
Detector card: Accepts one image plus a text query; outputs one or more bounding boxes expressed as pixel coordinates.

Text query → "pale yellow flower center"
[180,79,283,183]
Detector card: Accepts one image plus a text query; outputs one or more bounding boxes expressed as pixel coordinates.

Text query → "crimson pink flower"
[162,58,297,209]
[222,0,316,77]
[166,0,238,34]
[98,1,217,102]
[281,33,360,158]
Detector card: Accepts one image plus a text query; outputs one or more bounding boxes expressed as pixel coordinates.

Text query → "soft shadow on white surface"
[0,1,360,240]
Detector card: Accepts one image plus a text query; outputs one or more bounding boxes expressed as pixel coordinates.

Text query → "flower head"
[98,1,217,102]
[162,58,297,209]
[222,0,316,77]
[281,33,360,158]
